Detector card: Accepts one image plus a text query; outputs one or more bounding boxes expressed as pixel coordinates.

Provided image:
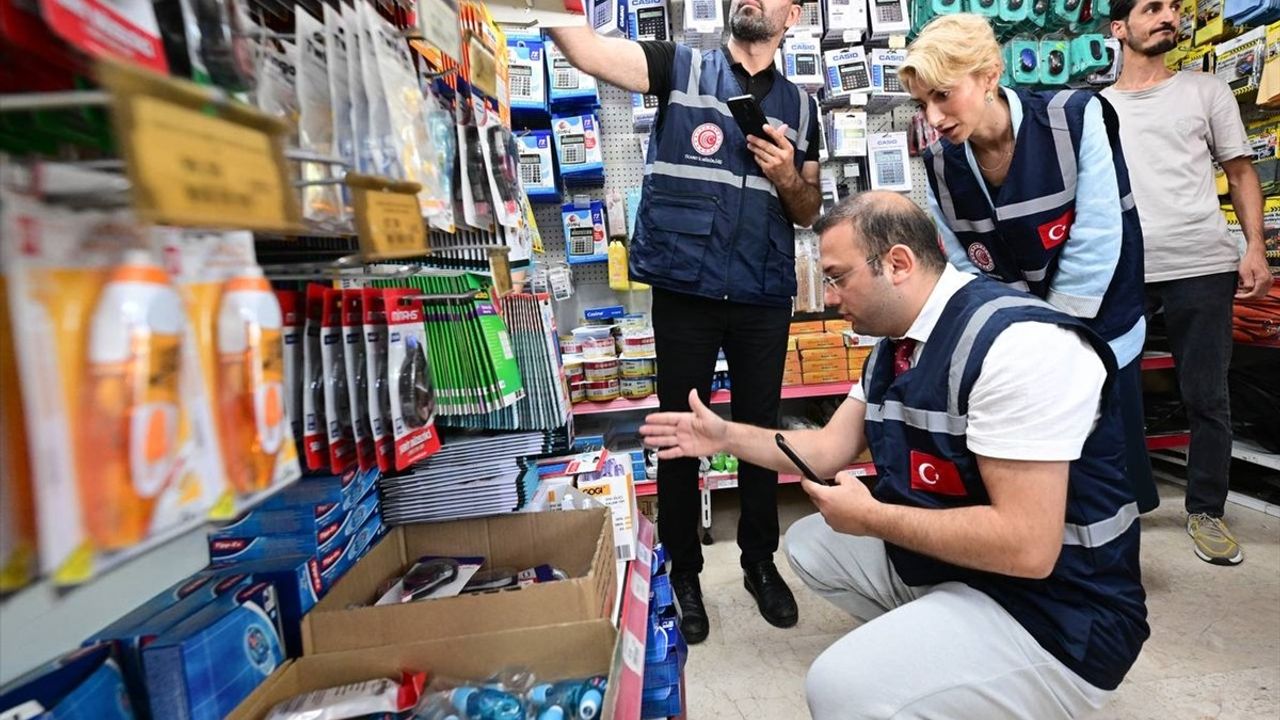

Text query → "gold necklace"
[976,146,1013,173]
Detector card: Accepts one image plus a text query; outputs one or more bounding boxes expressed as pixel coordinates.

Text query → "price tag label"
[350,176,428,260]
[98,59,299,232]
[630,570,650,604]
[889,34,908,50]
[621,629,645,675]
[488,247,512,296]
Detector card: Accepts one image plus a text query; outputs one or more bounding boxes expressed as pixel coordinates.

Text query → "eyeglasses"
[822,255,879,291]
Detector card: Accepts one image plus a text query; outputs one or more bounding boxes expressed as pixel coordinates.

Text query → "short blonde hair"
[899,14,1003,93]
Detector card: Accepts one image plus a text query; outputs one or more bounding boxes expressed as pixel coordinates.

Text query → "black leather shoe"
[671,571,710,644]
[743,560,798,629]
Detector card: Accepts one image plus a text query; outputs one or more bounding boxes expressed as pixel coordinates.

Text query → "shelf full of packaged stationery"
[633,462,879,498]
[573,381,857,416]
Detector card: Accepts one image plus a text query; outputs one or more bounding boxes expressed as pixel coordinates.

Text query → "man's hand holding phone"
[746,123,800,187]
[640,389,729,460]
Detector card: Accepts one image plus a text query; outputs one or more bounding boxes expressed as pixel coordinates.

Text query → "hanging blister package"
[545,38,599,109]
[562,199,608,264]
[459,100,496,229]
[276,289,305,460]
[254,39,300,147]
[358,1,399,178]
[423,86,459,232]
[1,183,222,584]
[517,130,559,203]
[507,32,549,119]
[320,288,357,475]
[370,9,446,220]
[480,117,523,228]
[341,290,376,472]
[552,111,606,187]
[324,4,356,181]
[296,9,343,227]
[302,285,330,471]
[382,288,442,470]
[344,2,373,174]
[362,289,394,471]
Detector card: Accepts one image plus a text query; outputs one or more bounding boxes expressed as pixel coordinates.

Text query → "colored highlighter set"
[0,173,301,590]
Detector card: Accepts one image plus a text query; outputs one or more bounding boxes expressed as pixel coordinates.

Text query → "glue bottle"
[81,251,185,549]
[216,268,285,494]
[607,239,630,291]
[527,677,607,720]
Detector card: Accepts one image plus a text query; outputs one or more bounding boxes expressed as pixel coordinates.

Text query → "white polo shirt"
[849,266,1107,462]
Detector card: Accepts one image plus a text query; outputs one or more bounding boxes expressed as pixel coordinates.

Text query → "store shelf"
[605,515,655,720]
[572,381,855,417]
[634,462,877,497]
[1140,352,1175,371]
[1232,438,1280,471]
[1146,432,1192,451]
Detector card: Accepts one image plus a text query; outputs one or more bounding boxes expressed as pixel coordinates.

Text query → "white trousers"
[784,514,1113,720]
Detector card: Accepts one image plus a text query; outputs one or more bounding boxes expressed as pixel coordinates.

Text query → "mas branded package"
[381,288,442,470]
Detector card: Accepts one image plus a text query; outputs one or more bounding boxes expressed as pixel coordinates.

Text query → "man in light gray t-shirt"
[1104,0,1273,567]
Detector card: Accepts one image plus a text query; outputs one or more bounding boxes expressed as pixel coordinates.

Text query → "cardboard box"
[227,620,619,720]
[800,347,843,363]
[789,320,826,335]
[782,371,804,386]
[301,509,616,655]
[823,319,853,334]
[800,359,845,375]
[796,333,844,350]
[803,370,847,385]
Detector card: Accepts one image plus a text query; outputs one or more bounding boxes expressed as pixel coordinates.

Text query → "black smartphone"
[727,94,770,141]
[775,433,836,486]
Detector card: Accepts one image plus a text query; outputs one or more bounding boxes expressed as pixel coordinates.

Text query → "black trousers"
[1146,271,1238,517]
[651,288,792,574]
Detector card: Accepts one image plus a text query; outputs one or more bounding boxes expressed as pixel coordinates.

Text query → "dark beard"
[1129,31,1177,57]
[730,10,776,42]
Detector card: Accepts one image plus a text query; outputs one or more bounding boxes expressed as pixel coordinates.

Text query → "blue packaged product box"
[317,507,388,584]
[208,489,380,564]
[561,200,608,264]
[545,38,599,108]
[0,645,135,720]
[516,131,559,203]
[84,573,255,720]
[551,112,605,185]
[507,35,548,114]
[142,581,285,720]
[258,467,378,514]
[203,557,325,658]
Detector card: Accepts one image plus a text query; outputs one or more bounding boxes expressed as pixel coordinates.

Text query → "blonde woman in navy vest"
[902,14,1155,513]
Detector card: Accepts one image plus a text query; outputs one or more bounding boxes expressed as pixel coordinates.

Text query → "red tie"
[893,338,918,377]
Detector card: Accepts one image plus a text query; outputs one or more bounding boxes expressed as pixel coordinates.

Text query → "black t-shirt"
[638,40,820,162]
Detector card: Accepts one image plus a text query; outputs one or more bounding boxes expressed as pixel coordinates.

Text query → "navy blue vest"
[631,46,810,308]
[923,89,1145,363]
[863,278,1148,690]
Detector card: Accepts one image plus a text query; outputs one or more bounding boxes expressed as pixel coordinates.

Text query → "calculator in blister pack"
[643,94,659,109]
[873,0,904,22]
[797,1,820,28]
[881,68,903,93]
[690,0,716,20]
[568,227,597,256]
[839,64,869,92]
[634,7,669,40]
[552,58,578,89]
[509,65,533,99]
[795,54,818,76]
[519,153,543,185]
[560,134,586,164]
[874,149,905,186]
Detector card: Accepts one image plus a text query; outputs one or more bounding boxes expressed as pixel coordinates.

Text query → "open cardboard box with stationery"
[226,619,624,720]
[300,508,617,655]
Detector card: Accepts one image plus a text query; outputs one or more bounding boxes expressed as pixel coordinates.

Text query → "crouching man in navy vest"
[640,192,1149,719]
[550,0,823,644]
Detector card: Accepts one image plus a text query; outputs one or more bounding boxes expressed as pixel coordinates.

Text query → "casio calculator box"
[868,0,911,38]
[207,488,380,564]
[787,0,824,36]
[783,34,824,88]
[0,645,135,720]
[517,130,560,202]
[825,0,869,42]
[824,46,871,98]
[258,467,379,515]
[299,508,616,655]
[627,0,670,41]
[143,581,285,720]
[587,0,627,36]
[868,132,912,192]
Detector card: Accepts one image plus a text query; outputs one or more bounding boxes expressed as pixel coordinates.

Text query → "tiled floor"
[681,482,1280,719]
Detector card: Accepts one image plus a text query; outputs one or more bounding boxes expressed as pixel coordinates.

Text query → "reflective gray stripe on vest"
[647,160,745,189]
[865,400,968,435]
[931,146,997,233]
[1120,193,1135,211]
[1024,263,1050,282]
[947,296,1054,415]
[861,342,883,399]
[795,87,811,155]
[669,89,733,118]
[1063,502,1139,548]
[996,91,1079,221]
[687,48,703,94]
[744,175,778,196]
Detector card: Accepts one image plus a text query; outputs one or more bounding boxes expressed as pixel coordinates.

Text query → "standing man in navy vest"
[641,192,1148,718]
[1103,0,1273,566]
[548,0,822,643]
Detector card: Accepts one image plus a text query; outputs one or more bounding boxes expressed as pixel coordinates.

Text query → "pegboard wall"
[528,2,929,325]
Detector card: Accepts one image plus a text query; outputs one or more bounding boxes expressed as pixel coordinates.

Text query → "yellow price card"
[349,174,428,260]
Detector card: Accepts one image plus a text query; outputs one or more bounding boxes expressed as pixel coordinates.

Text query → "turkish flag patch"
[909,450,967,496]
[1037,209,1075,250]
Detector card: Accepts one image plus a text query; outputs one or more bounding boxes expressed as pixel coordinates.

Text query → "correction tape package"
[361,289,394,471]
[320,288,356,475]
[202,556,325,658]
[381,288,442,470]
[552,111,605,187]
[207,487,380,564]
[142,581,284,720]
[302,285,330,471]
[258,467,380,515]
[341,290,376,471]
[0,645,136,720]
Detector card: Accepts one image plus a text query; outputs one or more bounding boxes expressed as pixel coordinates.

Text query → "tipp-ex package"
[0,645,135,720]
[207,488,380,564]
[258,467,379,514]
[143,581,285,720]
[203,556,327,657]
[381,288,441,470]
